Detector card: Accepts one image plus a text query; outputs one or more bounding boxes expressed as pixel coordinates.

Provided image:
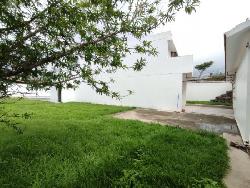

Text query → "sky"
[155,0,250,74]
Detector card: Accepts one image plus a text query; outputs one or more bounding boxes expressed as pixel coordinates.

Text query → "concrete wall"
[186,82,232,101]
[73,73,183,111]
[51,57,193,111]
[247,47,250,144]
[50,32,193,112]
[234,47,250,144]
[11,84,50,100]
[225,20,250,144]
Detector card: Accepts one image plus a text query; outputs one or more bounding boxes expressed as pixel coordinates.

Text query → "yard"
[0,100,229,187]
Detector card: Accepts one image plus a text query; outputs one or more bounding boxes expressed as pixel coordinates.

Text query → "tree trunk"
[57,87,62,103]
[198,71,203,79]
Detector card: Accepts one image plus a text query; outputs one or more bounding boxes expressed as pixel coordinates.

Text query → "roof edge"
[225,19,250,38]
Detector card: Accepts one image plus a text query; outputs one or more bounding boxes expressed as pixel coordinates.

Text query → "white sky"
[155,0,250,73]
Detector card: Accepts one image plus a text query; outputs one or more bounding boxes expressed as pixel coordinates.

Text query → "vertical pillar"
[245,44,250,145]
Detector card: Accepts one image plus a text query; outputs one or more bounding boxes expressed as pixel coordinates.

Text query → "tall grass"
[0,100,229,187]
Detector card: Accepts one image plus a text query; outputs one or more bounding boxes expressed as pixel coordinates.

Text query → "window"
[171,52,178,57]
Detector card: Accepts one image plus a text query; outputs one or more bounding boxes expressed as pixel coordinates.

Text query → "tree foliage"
[195,61,213,79]
[0,0,200,99]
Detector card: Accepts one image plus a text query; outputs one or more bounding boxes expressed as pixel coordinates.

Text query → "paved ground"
[223,133,250,188]
[114,105,250,188]
[185,105,234,119]
[114,106,238,135]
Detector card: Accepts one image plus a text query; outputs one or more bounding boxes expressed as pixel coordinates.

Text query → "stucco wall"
[50,56,193,111]
[234,47,250,143]
[72,73,183,111]
[11,84,50,100]
[247,48,250,143]
[50,32,193,112]
[50,59,192,111]
[186,82,232,101]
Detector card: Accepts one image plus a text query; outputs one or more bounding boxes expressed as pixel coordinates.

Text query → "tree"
[195,61,214,79]
[0,0,200,100]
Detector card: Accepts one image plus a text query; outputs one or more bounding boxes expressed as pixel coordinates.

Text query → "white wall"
[182,75,187,108]
[50,32,193,112]
[186,82,232,101]
[10,84,50,100]
[72,73,183,111]
[234,47,250,144]
[247,48,250,144]
[50,56,193,111]
[225,20,250,144]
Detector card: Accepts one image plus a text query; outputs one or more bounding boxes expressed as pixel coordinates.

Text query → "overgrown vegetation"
[0,100,229,187]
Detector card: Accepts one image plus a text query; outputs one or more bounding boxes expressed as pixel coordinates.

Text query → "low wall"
[186,81,232,101]
[10,84,50,99]
[51,73,185,112]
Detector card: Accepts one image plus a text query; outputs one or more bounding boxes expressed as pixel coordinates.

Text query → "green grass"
[187,100,232,107]
[0,99,229,187]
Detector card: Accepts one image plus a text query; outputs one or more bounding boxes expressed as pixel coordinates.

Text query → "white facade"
[225,20,250,144]
[50,32,193,112]
[186,81,232,101]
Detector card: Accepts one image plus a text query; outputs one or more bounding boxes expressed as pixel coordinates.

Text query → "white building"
[50,31,193,112]
[225,19,250,145]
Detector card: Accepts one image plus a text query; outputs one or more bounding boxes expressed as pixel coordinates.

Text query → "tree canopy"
[195,61,214,79]
[0,0,200,98]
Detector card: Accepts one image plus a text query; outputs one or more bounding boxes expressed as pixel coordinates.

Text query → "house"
[50,31,193,112]
[224,19,250,145]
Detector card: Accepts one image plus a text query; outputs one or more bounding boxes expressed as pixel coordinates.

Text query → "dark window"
[171,52,178,57]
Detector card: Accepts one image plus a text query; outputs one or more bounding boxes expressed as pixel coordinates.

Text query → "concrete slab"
[223,133,250,188]
[114,108,238,135]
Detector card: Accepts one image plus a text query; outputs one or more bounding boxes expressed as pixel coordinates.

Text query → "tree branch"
[0,2,55,34]
[5,31,120,78]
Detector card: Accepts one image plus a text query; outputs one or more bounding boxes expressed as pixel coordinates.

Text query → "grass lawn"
[0,100,229,187]
[187,100,232,107]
